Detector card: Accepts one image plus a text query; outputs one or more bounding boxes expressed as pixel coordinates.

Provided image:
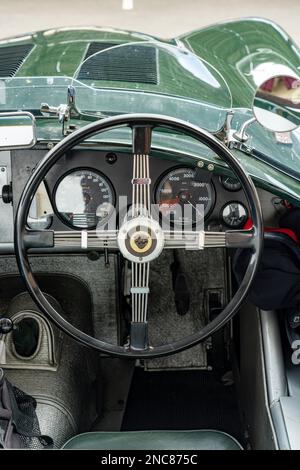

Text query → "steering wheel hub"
[130,231,152,253]
[118,217,164,263]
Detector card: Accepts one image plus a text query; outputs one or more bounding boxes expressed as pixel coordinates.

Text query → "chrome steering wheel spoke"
[128,125,153,350]
[54,229,118,249]
[52,228,255,251]
[132,125,152,218]
[130,261,150,350]
[163,228,255,250]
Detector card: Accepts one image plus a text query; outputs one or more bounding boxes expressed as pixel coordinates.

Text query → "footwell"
[122,368,243,444]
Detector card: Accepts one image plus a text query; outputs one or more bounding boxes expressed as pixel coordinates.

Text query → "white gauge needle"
[187,200,203,216]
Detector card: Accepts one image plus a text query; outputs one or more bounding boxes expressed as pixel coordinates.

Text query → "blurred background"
[0,0,299,44]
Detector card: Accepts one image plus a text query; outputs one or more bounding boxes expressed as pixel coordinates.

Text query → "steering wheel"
[15,114,263,358]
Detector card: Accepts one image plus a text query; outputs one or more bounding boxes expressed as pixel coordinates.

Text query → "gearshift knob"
[0,317,13,335]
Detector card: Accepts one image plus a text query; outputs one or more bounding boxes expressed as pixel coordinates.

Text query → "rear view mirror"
[0,112,36,149]
[253,75,300,132]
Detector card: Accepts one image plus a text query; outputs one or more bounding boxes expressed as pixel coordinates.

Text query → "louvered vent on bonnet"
[0,44,34,77]
[77,42,158,85]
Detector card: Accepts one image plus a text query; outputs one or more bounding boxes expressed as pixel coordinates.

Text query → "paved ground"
[0,0,299,45]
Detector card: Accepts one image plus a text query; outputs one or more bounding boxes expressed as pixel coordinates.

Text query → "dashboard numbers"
[155,167,215,226]
[54,168,115,229]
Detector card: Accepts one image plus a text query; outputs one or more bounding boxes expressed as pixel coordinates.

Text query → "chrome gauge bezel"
[220,201,248,229]
[53,167,115,230]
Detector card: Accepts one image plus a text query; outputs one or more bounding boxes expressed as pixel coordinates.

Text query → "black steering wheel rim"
[14,113,263,358]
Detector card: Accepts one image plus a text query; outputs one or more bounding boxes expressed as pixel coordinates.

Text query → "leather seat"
[62,430,242,450]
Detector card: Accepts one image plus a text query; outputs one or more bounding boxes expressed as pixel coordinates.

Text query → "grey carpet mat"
[145,248,228,370]
[0,254,117,344]
[0,249,227,371]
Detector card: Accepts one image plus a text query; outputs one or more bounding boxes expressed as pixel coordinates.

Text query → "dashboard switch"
[288,311,300,329]
[1,183,12,204]
[106,152,118,164]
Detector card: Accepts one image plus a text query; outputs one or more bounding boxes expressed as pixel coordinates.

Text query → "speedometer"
[54,168,115,229]
[155,167,215,227]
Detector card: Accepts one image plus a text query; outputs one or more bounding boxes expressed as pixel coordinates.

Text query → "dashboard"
[0,146,280,253]
[51,165,247,231]
[11,148,250,234]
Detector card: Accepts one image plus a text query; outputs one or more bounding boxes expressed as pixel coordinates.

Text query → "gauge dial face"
[155,167,215,227]
[221,202,248,228]
[220,175,242,192]
[54,169,114,228]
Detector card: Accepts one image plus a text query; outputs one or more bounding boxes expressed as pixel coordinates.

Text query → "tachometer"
[155,167,215,227]
[54,168,115,229]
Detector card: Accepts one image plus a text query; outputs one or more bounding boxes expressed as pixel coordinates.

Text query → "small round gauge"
[220,175,242,192]
[54,168,115,229]
[155,167,215,227]
[221,202,248,228]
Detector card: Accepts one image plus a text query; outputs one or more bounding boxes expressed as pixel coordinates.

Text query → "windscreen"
[0,42,232,133]
[71,41,232,132]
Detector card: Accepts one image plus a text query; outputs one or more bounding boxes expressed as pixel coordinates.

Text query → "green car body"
[1,17,300,205]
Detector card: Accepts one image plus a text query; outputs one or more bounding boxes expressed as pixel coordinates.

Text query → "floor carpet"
[122,369,243,444]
